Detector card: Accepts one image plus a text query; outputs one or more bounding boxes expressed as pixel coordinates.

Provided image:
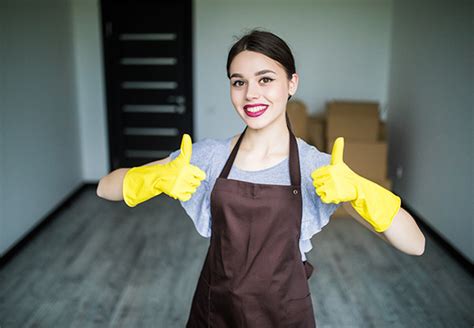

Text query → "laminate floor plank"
[0,187,472,327]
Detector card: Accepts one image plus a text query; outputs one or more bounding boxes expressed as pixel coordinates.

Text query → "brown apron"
[186,118,316,328]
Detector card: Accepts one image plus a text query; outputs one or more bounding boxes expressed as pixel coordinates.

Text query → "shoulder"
[192,137,222,151]
[169,136,232,162]
[189,137,226,164]
[296,137,332,169]
[195,136,234,155]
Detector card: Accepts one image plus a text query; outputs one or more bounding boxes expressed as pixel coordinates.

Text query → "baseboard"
[1,185,472,277]
[402,201,473,276]
[0,182,97,268]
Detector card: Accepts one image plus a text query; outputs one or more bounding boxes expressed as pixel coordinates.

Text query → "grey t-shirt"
[169,136,341,261]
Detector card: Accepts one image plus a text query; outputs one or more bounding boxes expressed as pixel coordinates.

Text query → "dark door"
[100,0,193,169]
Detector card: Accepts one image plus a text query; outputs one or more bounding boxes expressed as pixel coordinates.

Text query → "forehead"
[229,50,284,76]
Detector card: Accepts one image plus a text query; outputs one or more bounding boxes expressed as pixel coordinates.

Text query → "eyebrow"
[229,69,277,79]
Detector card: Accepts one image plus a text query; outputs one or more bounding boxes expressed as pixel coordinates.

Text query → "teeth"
[246,105,267,112]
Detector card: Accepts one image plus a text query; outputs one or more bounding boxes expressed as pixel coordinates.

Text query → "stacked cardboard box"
[307,114,325,151]
[286,100,310,142]
[325,100,391,217]
[287,99,393,218]
[287,100,325,150]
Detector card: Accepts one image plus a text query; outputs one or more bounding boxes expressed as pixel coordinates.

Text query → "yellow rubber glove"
[311,137,401,232]
[123,134,206,207]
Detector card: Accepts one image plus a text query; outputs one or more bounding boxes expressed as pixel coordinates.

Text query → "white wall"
[0,0,6,255]
[71,0,108,182]
[1,0,471,262]
[387,0,473,261]
[74,0,393,181]
[0,0,82,256]
[70,0,473,262]
[194,0,393,140]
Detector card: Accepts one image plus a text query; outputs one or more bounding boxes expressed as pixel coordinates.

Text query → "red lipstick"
[243,104,269,118]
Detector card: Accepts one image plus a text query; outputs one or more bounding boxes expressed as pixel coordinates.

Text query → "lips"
[243,104,269,118]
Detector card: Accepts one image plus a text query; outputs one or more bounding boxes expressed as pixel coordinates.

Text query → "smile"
[243,104,268,117]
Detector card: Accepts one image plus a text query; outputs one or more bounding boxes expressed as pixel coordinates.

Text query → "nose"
[245,81,260,100]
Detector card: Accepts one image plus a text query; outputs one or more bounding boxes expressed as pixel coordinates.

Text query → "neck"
[240,112,290,157]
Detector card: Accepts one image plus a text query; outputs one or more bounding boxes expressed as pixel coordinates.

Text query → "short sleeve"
[299,140,342,241]
[169,138,218,238]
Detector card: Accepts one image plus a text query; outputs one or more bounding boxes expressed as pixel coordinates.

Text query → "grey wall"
[74,0,393,181]
[0,1,5,257]
[0,0,82,256]
[193,0,393,140]
[387,0,473,261]
[71,0,108,183]
[1,0,471,263]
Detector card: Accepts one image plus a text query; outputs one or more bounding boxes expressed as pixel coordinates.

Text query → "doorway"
[100,0,193,169]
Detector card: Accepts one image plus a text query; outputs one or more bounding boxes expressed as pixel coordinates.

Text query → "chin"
[243,117,278,131]
[245,122,266,131]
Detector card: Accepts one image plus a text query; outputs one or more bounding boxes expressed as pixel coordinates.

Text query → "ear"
[288,73,299,96]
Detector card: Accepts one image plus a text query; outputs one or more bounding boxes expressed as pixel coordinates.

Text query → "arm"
[342,202,425,256]
[312,137,426,257]
[97,134,206,207]
[96,156,171,201]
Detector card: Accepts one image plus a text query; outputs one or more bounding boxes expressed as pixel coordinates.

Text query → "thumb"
[178,134,192,163]
[331,137,344,165]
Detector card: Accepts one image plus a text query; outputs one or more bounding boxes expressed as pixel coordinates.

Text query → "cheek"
[230,89,239,104]
[267,83,289,102]
[230,90,243,109]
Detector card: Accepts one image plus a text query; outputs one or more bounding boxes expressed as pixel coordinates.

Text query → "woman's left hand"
[311,137,401,233]
[310,137,358,204]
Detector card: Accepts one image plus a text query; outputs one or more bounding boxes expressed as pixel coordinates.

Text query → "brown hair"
[226,29,296,100]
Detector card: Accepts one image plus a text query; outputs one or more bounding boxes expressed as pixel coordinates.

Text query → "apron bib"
[186,117,316,328]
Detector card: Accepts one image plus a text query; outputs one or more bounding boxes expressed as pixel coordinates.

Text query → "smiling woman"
[97,28,425,328]
[229,50,298,130]
[227,31,298,131]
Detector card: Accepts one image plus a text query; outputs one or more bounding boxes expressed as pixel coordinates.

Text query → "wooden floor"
[0,186,472,327]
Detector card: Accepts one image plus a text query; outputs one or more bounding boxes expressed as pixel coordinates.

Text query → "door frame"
[99,0,194,170]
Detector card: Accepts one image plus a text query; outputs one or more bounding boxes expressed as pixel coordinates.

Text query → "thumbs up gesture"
[311,137,358,204]
[123,134,207,207]
[311,137,401,232]
[162,134,207,201]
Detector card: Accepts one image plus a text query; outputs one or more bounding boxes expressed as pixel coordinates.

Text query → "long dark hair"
[226,29,296,100]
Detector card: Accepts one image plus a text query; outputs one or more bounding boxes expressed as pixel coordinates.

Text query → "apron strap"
[287,113,301,186]
[219,112,301,187]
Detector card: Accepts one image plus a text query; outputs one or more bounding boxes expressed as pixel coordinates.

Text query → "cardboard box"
[318,100,391,219]
[379,121,387,140]
[326,139,388,181]
[331,178,393,218]
[286,100,309,141]
[326,101,380,142]
[307,114,326,151]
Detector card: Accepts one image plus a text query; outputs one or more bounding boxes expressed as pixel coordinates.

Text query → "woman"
[97,29,425,327]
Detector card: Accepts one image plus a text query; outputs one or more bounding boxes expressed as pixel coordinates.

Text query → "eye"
[260,77,274,84]
[232,80,245,87]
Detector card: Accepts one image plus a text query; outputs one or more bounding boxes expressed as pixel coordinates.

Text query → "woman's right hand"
[122,134,207,207]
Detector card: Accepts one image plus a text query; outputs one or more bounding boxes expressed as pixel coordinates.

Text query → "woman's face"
[229,50,298,130]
